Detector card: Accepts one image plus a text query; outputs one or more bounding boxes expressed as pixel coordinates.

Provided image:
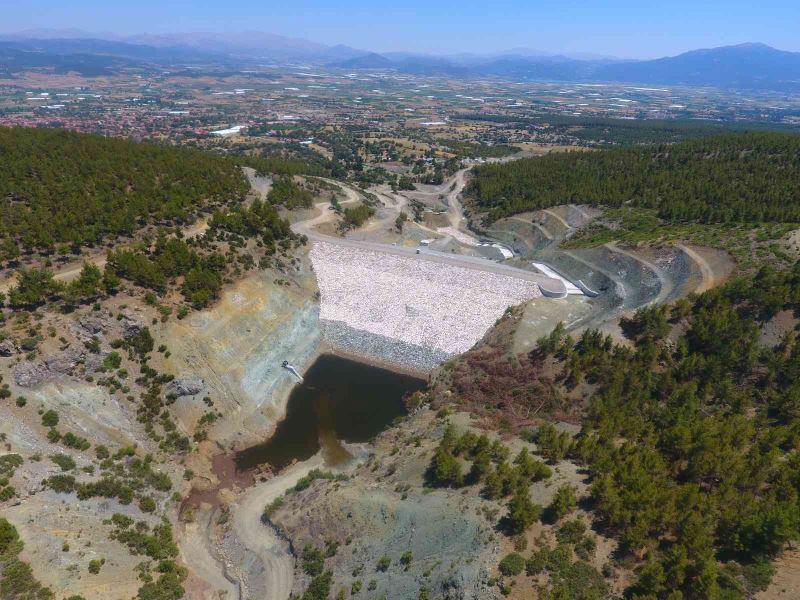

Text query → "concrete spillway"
[531,262,584,296]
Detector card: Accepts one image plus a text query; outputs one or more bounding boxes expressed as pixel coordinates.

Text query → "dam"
[310,240,563,371]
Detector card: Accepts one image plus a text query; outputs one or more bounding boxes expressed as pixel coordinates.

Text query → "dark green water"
[235,354,426,472]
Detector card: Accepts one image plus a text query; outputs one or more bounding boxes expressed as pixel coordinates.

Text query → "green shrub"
[45,474,76,493]
[400,550,413,568]
[263,496,284,519]
[137,569,186,600]
[0,517,20,554]
[0,454,23,477]
[499,552,526,576]
[41,410,59,427]
[292,469,333,492]
[376,556,391,572]
[556,519,587,545]
[19,338,38,352]
[62,432,91,451]
[302,545,325,576]
[88,558,105,574]
[546,485,577,523]
[504,487,542,534]
[0,557,55,599]
[50,454,76,471]
[103,351,122,370]
[139,496,157,513]
[341,204,375,230]
[301,570,332,600]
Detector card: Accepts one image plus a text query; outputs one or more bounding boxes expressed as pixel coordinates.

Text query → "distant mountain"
[322,44,370,62]
[0,37,223,63]
[0,30,798,91]
[0,28,119,41]
[596,43,800,91]
[473,55,608,80]
[330,52,393,69]
[328,43,800,92]
[0,30,369,64]
[126,31,325,59]
[123,31,366,63]
[488,48,623,61]
[0,44,138,76]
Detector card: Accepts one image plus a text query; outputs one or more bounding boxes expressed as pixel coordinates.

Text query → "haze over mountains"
[1,29,799,92]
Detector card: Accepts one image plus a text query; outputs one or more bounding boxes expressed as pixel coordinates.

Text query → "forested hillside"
[434,263,800,598]
[460,113,799,146]
[468,132,800,224]
[0,126,249,252]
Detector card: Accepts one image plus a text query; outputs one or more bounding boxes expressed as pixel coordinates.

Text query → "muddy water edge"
[184,353,426,510]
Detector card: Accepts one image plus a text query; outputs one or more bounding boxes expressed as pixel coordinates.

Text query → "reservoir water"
[235,354,426,471]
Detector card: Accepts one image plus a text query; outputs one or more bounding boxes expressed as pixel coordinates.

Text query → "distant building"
[210,125,245,137]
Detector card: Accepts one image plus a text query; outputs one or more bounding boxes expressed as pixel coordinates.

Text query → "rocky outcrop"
[121,313,144,339]
[272,411,500,600]
[159,265,321,448]
[13,349,85,387]
[43,349,84,375]
[0,339,16,357]
[168,377,205,397]
[78,315,107,336]
[83,352,106,373]
[13,362,51,387]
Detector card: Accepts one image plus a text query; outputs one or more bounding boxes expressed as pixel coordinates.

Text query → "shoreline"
[217,341,431,481]
[318,340,435,380]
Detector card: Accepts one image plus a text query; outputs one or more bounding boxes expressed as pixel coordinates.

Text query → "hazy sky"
[4,0,800,58]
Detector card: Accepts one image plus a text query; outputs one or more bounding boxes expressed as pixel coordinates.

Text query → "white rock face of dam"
[310,241,542,369]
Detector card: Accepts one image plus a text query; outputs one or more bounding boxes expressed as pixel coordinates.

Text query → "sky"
[3,0,800,59]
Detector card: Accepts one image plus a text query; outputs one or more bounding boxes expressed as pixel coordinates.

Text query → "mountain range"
[332,43,800,92]
[0,30,799,92]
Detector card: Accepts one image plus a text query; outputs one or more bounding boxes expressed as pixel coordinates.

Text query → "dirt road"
[179,504,239,599]
[676,243,717,294]
[444,169,470,230]
[230,454,326,600]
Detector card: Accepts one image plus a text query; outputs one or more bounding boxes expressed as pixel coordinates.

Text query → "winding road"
[676,243,717,294]
[229,455,326,600]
